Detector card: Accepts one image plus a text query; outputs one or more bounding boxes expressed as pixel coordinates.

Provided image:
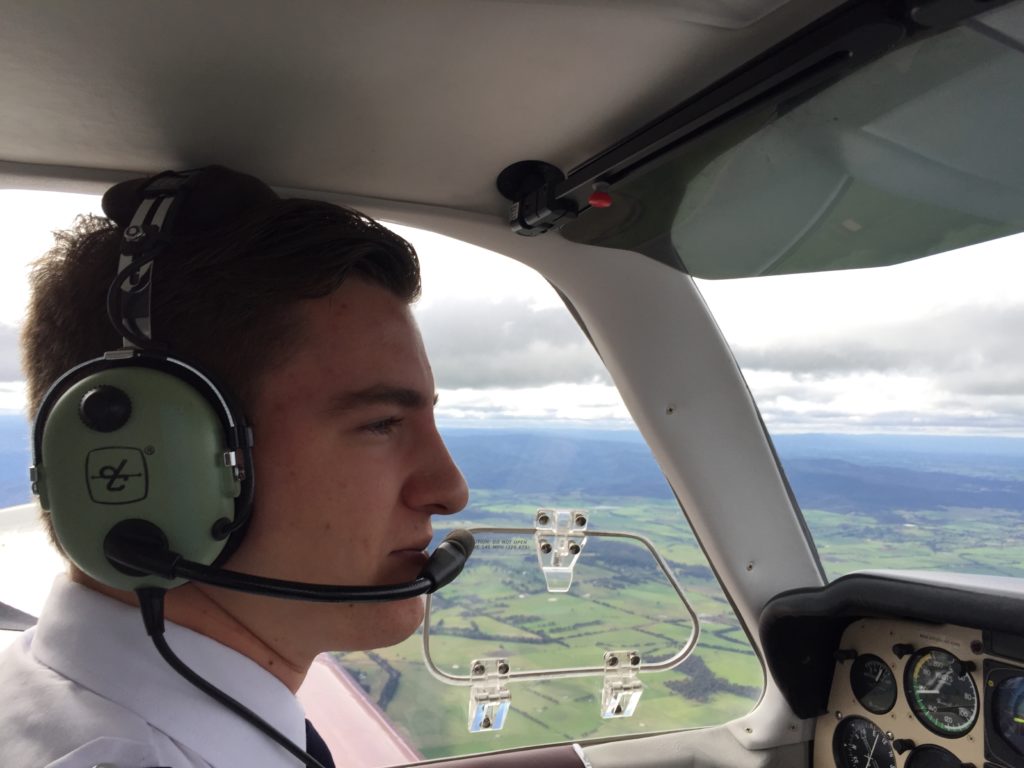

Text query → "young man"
[0,166,469,767]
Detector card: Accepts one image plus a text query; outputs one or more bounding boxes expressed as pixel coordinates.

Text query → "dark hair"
[24,185,420,418]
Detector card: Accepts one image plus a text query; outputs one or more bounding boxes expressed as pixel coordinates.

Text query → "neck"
[69,569,309,692]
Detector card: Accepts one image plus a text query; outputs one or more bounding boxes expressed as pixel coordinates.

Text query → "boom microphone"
[104,523,475,601]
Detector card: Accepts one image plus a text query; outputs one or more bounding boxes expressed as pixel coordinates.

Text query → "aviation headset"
[30,167,262,590]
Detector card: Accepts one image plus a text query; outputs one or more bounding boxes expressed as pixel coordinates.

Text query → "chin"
[342,596,425,651]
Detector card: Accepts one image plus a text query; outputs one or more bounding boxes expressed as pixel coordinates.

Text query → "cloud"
[0,325,24,381]
[727,303,1024,433]
[435,383,629,423]
[415,298,610,389]
[732,305,1024,381]
[415,296,1024,433]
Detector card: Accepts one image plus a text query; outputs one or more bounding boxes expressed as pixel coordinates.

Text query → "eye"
[362,416,403,436]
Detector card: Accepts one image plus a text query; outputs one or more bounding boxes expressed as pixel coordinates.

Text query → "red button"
[588,191,613,208]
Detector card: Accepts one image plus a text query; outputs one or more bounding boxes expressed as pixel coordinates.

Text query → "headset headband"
[108,170,201,349]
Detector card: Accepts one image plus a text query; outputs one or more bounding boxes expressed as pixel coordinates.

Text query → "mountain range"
[1,415,1021,518]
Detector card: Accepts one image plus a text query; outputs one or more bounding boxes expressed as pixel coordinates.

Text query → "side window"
[0,194,762,762]
[329,225,763,761]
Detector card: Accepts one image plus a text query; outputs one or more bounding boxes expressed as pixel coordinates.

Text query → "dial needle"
[863,732,880,768]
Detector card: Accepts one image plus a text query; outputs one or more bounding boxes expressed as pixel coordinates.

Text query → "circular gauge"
[852,654,898,714]
[904,648,978,737]
[833,716,897,768]
[905,745,961,768]
[993,675,1024,755]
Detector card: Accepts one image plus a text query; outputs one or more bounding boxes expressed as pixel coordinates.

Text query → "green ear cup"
[37,366,241,590]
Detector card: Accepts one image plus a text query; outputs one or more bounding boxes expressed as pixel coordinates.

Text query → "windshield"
[562,2,1024,583]
[698,233,1024,580]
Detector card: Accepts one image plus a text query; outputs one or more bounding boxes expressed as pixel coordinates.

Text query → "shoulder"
[0,634,201,767]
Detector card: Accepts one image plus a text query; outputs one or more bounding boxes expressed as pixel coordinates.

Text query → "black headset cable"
[135,588,326,768]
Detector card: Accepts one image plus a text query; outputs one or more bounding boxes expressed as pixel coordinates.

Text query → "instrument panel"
[814,619,1024,768]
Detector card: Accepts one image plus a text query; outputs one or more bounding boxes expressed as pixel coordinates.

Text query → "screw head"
[472,663,485,676]
[540,541,552,554]
[481,716,492,729]
[497,662,510,675]
[537,513,550,526]
[630,654,640,666]
[568,542,581,555]
[607,655,619,667]
[574,514,587,527]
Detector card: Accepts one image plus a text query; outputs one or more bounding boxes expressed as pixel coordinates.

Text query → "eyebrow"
[327,385,439,413]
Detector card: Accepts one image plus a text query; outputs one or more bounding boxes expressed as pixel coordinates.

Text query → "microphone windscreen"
[442,529,475,558]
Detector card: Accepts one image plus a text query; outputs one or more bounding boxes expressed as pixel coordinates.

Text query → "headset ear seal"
[104,519,171,578]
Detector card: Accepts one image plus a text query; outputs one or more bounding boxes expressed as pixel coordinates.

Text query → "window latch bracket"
[601,650,643,719]
[534,508,589,592]
[468,657,511,732]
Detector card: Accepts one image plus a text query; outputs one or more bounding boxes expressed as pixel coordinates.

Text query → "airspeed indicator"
[905,648,978,737]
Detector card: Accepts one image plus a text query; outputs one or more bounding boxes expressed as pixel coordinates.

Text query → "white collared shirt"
[0,576,309,768]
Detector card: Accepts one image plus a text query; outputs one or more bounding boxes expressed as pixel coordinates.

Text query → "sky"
[1,190,1023,436]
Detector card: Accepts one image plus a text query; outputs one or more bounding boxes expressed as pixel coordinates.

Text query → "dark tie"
[305,718,336,768]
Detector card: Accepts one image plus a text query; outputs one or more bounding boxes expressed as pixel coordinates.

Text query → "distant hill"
[771,433,1024,518]
[1,414,1021,517]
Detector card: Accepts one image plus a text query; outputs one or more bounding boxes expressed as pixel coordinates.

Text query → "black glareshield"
[105,525,475,601]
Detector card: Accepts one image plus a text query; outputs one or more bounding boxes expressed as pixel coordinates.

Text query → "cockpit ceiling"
[0,0,843,213]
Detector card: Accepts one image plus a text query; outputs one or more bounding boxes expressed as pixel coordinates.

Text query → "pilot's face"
[206,276,468,666]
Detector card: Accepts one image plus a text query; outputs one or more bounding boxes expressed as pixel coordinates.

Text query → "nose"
[405,427,469,516]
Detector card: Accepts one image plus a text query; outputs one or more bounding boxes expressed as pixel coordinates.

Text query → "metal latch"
[534,508,588,592]
[468,658,511,732]
[601,650,643,719]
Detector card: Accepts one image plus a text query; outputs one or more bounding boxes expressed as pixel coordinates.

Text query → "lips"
[389,536,433,556]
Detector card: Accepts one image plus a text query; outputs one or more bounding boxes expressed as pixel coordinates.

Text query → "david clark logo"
[86,447,149,504]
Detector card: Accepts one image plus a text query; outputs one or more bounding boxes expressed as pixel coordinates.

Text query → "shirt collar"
[32,575,307,768]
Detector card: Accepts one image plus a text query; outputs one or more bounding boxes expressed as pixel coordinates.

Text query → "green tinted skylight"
[565,2,1024,279]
